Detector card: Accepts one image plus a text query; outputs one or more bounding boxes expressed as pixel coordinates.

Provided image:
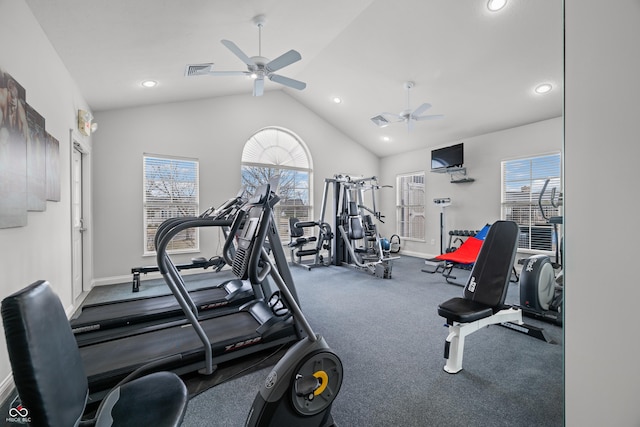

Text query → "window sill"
[143,248,200,257]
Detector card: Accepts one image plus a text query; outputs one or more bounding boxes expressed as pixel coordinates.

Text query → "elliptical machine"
[519,178,563,326]
[223,184,344,426]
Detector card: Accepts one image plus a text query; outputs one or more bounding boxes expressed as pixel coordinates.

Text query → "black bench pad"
[438,297,493,323]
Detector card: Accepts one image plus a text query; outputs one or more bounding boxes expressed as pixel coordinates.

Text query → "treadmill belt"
[72,286,229,328]
[81,311,259,379]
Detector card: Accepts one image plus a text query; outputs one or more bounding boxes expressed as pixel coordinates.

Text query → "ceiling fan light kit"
[184,14,306,97]
[371,81,443,131]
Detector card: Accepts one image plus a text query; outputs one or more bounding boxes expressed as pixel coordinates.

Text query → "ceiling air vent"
[184,63,214,76]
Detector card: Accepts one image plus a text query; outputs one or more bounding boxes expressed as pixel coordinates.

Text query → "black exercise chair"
[1,280,188,426]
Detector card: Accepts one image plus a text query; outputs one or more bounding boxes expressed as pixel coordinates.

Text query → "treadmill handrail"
[156,217,233,376]
[154,216,199,251]
[155,218,233,274]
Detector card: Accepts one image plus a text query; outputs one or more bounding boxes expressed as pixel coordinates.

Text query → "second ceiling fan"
[185,14,306,96]
[371,81,444,131]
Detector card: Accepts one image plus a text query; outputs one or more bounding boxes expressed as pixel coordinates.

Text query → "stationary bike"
[221,185,343,427]
[519,178,563,326]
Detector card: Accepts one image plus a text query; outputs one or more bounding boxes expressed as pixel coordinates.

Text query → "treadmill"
[80,185,303,400]
[71,192,253,341]
[72,275,256,347]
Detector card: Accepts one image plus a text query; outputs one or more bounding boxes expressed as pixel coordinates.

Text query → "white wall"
[565,0,640,425]
[91,91,380,281]
[0,0,93,401]
[378,117,562,258]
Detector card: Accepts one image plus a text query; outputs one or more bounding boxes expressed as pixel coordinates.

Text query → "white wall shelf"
[431,167,475,183]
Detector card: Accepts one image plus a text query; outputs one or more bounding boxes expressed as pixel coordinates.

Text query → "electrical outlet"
[430,239,435,245]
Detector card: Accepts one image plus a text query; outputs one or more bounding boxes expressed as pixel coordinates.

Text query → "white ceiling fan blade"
[221,39,256,67]
[411,102,432,117]
[407,118,415,132]
[269,74,306,90]
[253,77,264,96]
[208,71,250,76]
[414,114,445,121]
[184,64,248,77]
[265,50,302,73]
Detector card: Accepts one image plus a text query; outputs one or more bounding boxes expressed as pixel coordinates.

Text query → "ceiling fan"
[370,81,444,131]
[184,14,306,97]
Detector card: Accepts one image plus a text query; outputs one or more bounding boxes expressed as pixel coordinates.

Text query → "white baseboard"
[394,249,433,259]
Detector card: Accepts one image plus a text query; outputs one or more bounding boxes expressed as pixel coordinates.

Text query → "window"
[143,154,199,254]
[501,153,561,252]
[241,127,312,242]
[396,172,425,241]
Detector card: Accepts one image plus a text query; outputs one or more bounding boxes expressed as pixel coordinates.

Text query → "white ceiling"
[25,0,563,158]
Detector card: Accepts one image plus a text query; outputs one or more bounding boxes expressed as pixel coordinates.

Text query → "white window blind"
[396,172,425,241]
[501,153,561,252]
[143,155,199,254]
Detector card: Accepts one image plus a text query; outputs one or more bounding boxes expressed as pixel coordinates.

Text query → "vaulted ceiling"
[25,0,563,157]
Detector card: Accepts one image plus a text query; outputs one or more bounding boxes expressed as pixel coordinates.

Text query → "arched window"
[241,127,312,241]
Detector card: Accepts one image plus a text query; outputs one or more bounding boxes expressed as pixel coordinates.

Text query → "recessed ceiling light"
[332,97,342,104]
[141,80,158,88]
[487,0,507,11]
[535,83,553,94]
[382,136,391,142]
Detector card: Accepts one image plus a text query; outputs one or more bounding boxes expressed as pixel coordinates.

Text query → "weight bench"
[437,220,524,374]
[424,224,519,286]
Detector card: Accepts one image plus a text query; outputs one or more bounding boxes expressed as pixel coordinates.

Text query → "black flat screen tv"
[431,143,464,171]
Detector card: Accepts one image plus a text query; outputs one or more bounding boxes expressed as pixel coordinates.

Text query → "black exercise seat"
[1,280,188,427]
[342,201,363,241]
[288,217,317,248]
[438,298,494,323]
[437,220,523,373]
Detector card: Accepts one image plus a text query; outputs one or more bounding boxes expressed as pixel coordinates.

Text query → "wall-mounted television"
[431,143,464,171]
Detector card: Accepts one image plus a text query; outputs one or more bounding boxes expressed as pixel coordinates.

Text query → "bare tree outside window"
[241,128,312,242]
[143,155,199,254]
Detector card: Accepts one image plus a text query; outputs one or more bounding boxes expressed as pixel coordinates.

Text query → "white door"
[71,144,85,300]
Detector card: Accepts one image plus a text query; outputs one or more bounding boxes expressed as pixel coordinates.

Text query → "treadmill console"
[231,186,269,279]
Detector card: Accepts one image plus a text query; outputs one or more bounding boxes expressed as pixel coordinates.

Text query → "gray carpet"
[174,255,563,427]
[0,255,562,426]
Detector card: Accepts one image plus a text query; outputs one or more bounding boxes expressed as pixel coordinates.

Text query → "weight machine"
[319,175,398,278]
[287,217,333,270]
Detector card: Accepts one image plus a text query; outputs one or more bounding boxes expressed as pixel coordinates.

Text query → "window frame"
[501,152,562,254]
[142,154,200,256]
[395,171,426,242]
[240,127,312,243]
